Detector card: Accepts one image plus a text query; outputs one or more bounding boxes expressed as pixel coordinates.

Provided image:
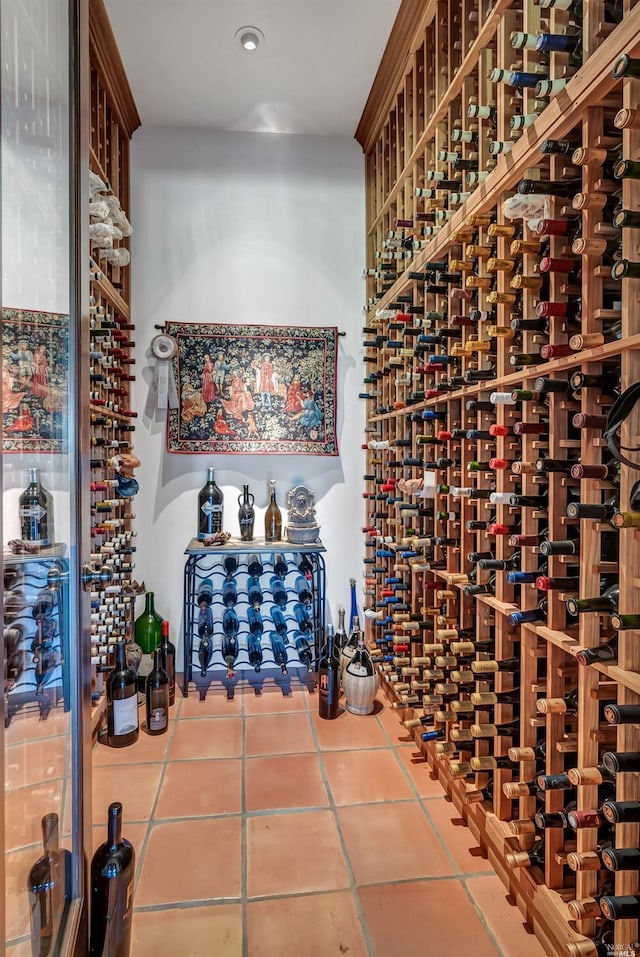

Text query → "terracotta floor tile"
[92,821,149,858]
[393,745,447,798]
[242,682,310,714]
[179,686,243,717]
[5,780,64,850]
[245,712,315,756]
[426,797,493,874]
[131,903,243,956]
[6,846,39,940]
[5,707,69,743]
[136,817,242,905]
[245,753,328,811]
[323,748,414,805]
[168,716,242,760]
[155,759,242,818]
[374,700,416,746]
[465,874,547,957]
[309,707,388,750]
[359,879,500,957]
[92,763,163,825]
[339,802,455,884]
[5,735,68,789]
[247,810,350,897]
[247,892,368,957]
[92,723,173,765]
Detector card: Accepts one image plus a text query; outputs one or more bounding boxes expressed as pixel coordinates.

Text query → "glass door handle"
[81,563,113,591]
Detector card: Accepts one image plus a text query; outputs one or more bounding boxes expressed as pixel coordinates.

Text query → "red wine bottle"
[158,620,175,706]
[145,647,169,735]
[89,802,135,957]
[318,625,340,720]
[28,813,67,957]
[105,641,139,748]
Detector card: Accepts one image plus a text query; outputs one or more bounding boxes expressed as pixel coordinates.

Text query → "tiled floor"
[90,679,547,957]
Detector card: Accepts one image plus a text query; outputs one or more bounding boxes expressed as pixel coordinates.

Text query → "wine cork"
[435,741,457,755]
[509,819,537,837]
[471,660,500,674]
[450,728,474,743]
[566,851,601,872]
[505,850,533,868]
[536,697,567,714]
[508,747,536,762]
[449,761,473,778]
[502,781,532,798]
[470,692,499,706]
[566,898,601,920]
[567,766,605,786]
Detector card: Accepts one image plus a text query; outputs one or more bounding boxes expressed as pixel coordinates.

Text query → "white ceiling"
[104,0,401,137]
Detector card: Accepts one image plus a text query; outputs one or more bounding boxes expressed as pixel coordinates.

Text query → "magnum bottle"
[264,480,282,542]
[197,467,223,539]
[145,647,169,735]
[28,813,67,957]
[89,802,135,957]
[318,625,340,720]
[105,641,139,748]
[20,468,52,547]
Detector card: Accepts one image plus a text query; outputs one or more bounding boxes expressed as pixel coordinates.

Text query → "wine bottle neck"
[107,802,123,848]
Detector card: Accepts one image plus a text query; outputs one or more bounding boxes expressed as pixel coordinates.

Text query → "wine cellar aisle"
[91,681,543,957]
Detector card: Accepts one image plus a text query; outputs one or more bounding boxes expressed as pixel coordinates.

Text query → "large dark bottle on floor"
[28,812,67,957]
[20,467,53,547]
[89,802,135,957]
[145,647,169,735]
[197,467,223,539]
[318,625,339,720]
[105,641,139,748]
[158,620,175,706]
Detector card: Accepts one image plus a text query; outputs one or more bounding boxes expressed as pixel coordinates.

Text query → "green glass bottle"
[135,592,163,655]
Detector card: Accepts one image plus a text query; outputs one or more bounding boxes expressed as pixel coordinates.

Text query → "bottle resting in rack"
[89,802,135,957]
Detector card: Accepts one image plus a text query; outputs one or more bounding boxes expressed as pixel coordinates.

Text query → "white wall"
[130,127,365,656]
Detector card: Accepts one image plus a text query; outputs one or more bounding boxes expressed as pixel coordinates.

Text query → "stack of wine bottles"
[359,4,640,953]
[185,549,325,684]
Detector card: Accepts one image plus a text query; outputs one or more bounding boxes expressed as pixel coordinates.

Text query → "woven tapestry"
[2,308,69,453]
[166,322,339,456]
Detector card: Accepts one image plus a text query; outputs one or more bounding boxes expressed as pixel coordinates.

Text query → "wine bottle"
[270,573,288,608]
[89,802,135,957]
[293,601,313,634]
[318,625,340,719]
[247,576,264,608]
[237,484,255,541]
[294,574,313,605]
[19,468,52,547]
[28,813,67,957]
[222,578,238,608]
[294,631,314,673]
[334,606,348,651]
[197,467,223,539]
[269,631,289,674]
[247,633,263,672]
[134,592,163,655]
[349,577,359,629]
[158,620,175,707]
[198,635,213,677]
[604,704,640,725]
[222,610,239,676]
[145,647,169,735]
[105,641,139,748]
[248,606,264,636]
[566,583,619,616]
[264,480,282,542]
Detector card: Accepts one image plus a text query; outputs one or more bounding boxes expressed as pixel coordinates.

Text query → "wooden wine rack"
[358,1,640,955]
[88,0,140,716]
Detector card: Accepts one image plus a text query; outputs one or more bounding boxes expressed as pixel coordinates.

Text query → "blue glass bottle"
[294,601,313,633]
[248,606,264,635]
[349,578,359,632]
[294,575,312,605]
[269,631,288,674]
[271,607,288,637]
[247,633,263,673]
[222,579,238,607]
[248,576,263,608]
[270,575,288,608]
[294,631,314,673]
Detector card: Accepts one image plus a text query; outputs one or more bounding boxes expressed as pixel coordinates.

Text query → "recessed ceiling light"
[235,27,264,52]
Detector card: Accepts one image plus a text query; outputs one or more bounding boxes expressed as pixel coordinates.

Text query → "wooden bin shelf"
[359,1,640,954]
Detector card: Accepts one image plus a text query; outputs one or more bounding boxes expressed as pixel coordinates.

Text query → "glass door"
[2,0,89,954]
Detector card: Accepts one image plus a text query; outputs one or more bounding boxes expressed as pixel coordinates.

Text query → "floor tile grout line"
[306,700,377,957]
[240,678,249,957]
[384,720,465,878]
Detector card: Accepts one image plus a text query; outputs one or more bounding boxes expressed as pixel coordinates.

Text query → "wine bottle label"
[148,703,167,732]
[201,501,222,516]
[112,693,138,736]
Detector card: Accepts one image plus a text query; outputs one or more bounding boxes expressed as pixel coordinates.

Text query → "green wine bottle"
[135,592,163,654]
